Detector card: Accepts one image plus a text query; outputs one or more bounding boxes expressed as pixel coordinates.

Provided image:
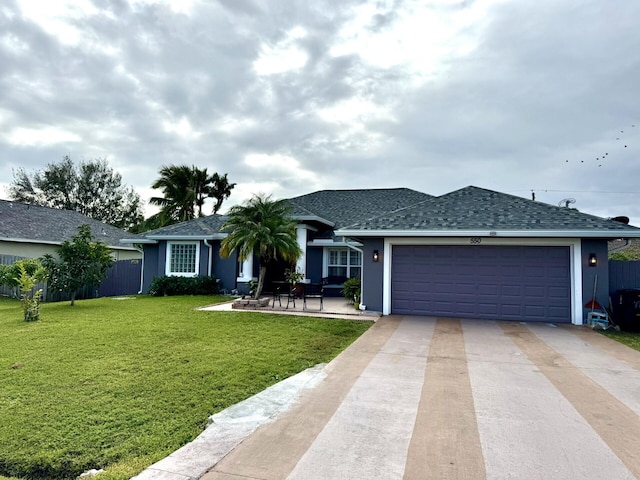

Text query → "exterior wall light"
[589,253,597,267]
[372,250,379,262]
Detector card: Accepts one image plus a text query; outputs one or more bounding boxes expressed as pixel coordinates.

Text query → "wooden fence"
[1,255,141,301]
[609,260,640,296]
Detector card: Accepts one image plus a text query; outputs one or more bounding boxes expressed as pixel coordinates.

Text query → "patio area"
[200,296,380,321]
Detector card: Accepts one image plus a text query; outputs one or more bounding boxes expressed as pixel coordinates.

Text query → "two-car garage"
[391,245,571,323]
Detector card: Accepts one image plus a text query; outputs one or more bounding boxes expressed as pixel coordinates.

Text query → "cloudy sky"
[1,0,639,224]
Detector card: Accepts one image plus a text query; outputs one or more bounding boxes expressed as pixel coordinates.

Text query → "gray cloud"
[1,0,639,223]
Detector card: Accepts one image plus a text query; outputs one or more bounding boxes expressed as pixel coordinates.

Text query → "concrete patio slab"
[198,297,381,322]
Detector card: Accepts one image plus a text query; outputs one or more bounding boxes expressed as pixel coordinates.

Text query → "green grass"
[601,329,640,352]
[0,295,371,480]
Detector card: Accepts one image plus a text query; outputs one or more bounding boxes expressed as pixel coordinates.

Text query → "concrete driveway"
[200,315,640,480]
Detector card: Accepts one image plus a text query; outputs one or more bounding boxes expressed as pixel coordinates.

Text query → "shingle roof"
[339,186,640,233]
[0,199,137,249]
[136,215,227,238]
[128,188,434,240]
[126,186,640,240]
[287,188,433,229]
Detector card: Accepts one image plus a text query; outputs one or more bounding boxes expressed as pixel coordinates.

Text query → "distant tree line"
[9,156,143,230]
[8,157,235,233]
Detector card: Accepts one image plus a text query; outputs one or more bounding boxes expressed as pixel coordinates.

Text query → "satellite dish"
[558,198,576,208]
[611,216,630,224]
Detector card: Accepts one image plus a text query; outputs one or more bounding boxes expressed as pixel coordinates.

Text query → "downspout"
[135,246,144,294]
[345,239,365,309]
[203,239,213,277]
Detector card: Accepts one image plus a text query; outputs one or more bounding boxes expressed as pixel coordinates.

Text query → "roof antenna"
[558,198,576,208]
[531,190,535,201]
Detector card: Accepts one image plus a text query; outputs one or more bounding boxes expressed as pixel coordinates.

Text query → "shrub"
[148,275,220,296]
[341,277,361,304]
[610,251,640,261]
[40,225,114,306]
[14,263,43,321]
[0,264,10,287]
[1,258,47,288]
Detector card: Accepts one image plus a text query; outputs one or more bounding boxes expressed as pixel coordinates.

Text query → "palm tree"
[149,165,236,225]
[192,167,211,217]
[209,173,236,214]
[220,194,302,299]
[149,165,197,224]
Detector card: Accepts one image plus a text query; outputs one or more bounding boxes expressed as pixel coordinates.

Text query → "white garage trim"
[382,237,583,325]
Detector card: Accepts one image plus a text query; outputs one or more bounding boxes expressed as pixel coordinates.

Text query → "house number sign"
[470,237,482,244]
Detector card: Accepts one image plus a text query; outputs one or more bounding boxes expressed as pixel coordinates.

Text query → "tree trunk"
[70,291,76,306]
[255,265,267,299]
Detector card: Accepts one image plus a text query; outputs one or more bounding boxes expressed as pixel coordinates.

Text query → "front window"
[326,248,361,278]
[166,242,200,276]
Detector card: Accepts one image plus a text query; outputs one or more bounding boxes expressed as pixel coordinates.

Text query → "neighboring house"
[609,238,640,259]
[0,199,141,261]
[1,199,143,299]
[122,186,640,325]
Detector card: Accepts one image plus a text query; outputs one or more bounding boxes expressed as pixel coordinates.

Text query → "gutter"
[134,246,144,294]
[336,229,640,238]
[145,234,227,241]
[120,238,158,245]
[344,239,365,310]
[291,215,335,228]
[4,236,139,251]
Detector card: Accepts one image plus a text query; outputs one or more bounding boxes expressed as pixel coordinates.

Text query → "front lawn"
[0,296,371,480]
[601,329,640,352]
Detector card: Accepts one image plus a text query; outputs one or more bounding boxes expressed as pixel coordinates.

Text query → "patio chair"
[271,281,288,308]
[287,283,304,309]
[303,283,324,311]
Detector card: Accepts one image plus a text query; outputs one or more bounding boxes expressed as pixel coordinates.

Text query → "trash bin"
[613,289,640,332]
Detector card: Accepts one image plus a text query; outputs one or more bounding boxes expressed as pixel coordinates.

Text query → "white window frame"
[323,247,362,278]
[165,241,200,277]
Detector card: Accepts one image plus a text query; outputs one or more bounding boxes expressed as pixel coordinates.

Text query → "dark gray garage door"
[392,245,571,323]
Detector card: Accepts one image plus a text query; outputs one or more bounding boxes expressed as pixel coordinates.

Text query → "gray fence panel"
[609,260,640,296]
[98,259,142,297]
[1,255,141,300]
[0,254,24,298]
[1,254,24,265]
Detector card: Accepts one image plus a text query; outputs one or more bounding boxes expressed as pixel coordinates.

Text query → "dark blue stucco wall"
[306,247,323,283]
[142,243,160,292]
[581,239,609,313]
[212,242,237,292]
[360,238,384,313]
[141,240,238,293]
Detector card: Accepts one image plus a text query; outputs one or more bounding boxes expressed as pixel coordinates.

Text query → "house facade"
[123,186,640,325]
[0,199,143,299]
[0,199,141,261]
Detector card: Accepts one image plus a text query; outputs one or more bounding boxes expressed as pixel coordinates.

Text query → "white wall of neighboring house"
[0,240,142,261]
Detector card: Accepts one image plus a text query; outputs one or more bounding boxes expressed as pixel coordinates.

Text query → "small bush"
[0,264,10,287]
[149,275,220,296]
[15,263,43,321]
[610,251,640,261]
[0,259,47,289]
[341,277,361,304]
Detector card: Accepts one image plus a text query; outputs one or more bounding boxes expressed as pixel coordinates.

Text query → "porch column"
[237,255,254,282]
[296,226,307,279]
